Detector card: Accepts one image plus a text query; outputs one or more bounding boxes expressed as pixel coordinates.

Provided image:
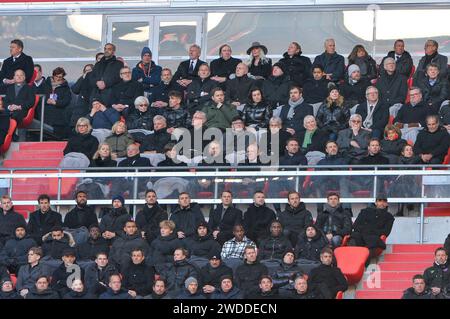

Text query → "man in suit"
[3,69,35,125]
[381,39,413,78]
[356,86,390,139]
[0,39,34,94]
[172,44,205,89]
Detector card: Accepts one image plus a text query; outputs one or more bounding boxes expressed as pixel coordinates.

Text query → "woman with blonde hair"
[104,121,134,159]
[90,142,117,167]
[63,117,99,159]
[246,42,272,80]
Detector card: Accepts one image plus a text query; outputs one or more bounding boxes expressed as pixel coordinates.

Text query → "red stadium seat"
[334,246,370,285]
[341,234,387,257]
[18,95,40,129]
[442,147,450,165]
[0,119,17,154]
[197,191,213,199]
[28,69,38,87]
[336,291,344,299]
[10,274,17,287]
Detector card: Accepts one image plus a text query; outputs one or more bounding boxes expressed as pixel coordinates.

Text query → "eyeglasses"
[120,71,131,75]
[410,93,420,96]
[351,120,361,123]
[138,104,148,107]
[77,124,88,127]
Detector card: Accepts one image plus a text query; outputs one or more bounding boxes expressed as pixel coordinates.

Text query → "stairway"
[355,244,442,299]
[2,142,78,220]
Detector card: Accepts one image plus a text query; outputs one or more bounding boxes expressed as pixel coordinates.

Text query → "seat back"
[0,119,17,154]
[334,246,370,285]
[18,94,40,128]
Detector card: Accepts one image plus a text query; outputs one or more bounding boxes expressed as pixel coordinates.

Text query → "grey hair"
[153,115,167,124]
[350,114,362,123]
[269,116,282,126]
[324,38,335,47]
[190,44,201,51]
[134,96,149,108]
[383,57,395,68]
[303,115,316,126]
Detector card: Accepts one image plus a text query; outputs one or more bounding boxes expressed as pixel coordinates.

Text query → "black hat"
[208,251,222,260]
[62,248,76,257]
[91,96,106,106]
[247,41,268,55]
[328,82,340,94]
[197,221,209,229]
[51,225,63,232]
[283,248,296,259]
[273,62,286,74]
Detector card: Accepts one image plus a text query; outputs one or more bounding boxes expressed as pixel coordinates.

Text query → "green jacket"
[105,133,135,158]
[201,101,239,131]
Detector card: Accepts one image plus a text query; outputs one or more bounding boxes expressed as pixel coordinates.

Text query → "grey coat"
[336,128,371,160]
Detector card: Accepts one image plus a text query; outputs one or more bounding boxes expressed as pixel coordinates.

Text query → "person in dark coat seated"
[140,115,171,154]
[376,57,408,109]
[110,66,144,117]
[271,249,307,295]
[64,190,98,230]
[71,64,94,129]
[413,115,450,164]
[358,138,390,166]
[88,43,124,105]
[0,225,36,274]
[315,192,352,248]
[347,45,378,81]
[355,86,390,139]
[210,275,243,299]
[0,195,27,246]
[340,64,370,108]
[135,189,168,245]
[26,276,60,299]
[308,248,348,299]
[248,275,280,299]
[0,39,34,94]
[143,278,171,299]
[246,41,272,81]
[303,65,330,106]
[279,192,314,247]
[349,196,395,258]
[27,194,63,245]
[380,125,408,164]
[415,39,448,80]
[176,276,206,299]
[243,191,277,244]
[63,117,99,160]
[295,225,329,262]
[200,252,233,297]
[169,192,206,240]
[158,248,199,297]
[234,246,269,298]
[172,44,205,88]
[41,67,72,139]
[185,63,218,115]
[381,39,413,78]
[99,273,133,299]
[86,97,120,130]
[76,225,109,261]
[295,115,328,156]
[63,279,96,299]
[185,222,221,261]
[258,221,292,261]
[402,274,434,299]
[208,191,242,246]
[121,248,155,298]
[126,96,158,142]
[241,87,271,130]
[99,195,132,242]
[131,47,162,96]
[84,252,118,297]
[149,220,185,266]
[3,69,35,125]
[423,247,450,298]
[313,38,345,83]
[42,226,75,261]
[288,275,322,299]
[0,278,22,299]
[225,62,256,108]
[50,248,85,298]
[210,44,242,89]
[150,68,184,107]
[261,62,291,109]
[336,114,371,164]
[278,42,312,87]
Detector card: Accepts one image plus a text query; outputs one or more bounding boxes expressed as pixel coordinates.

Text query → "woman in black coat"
[42,67,72,139]
[246,42,272,81]
[63,117,99,160]
[241,88,271,130]
[380,125,408,164]
[295,115,329,154]
[316,86,350,140]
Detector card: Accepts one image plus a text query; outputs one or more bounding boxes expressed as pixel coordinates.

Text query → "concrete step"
[391,244,442,254]
[19,142,67,151]
[362,280,411,290]
[382,253,434,262]
[378,262,431,271]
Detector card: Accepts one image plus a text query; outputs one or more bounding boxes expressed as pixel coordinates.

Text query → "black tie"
[369,105,374,113]
[221,207,227,221]
[188,60,194,74]
[396,55,400,61]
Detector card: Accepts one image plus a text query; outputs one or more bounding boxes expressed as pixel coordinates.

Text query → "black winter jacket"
[0,235,36,267]
[76,236,110,261]
[376,71,408,106]
[64,205,98,229]
[258,235,292,260]
[99,207,132,234]
[0,210,27,243]
[84,263,118,296]
[208,205,243,234]
[122,260,155,296]
[423,261,450,289]
[27,209,62,244]
[279,203,313,235]
[261,74,291,108]
[149,232,185,266]
[241,102,271,129]
[303,77,330,104]
[109,233,150,270]
[185,233,221,259]
[63,133,99,160]
[135,204,168,244]
[414,127,450,163]
[235,261,269,297]
[169,203,206,238]
[159,259,199,294]
[243,204,277,242]
[41,77,72,126]
[414,75,449,114]
[295,225,329,262]
[278,52,312,86]
[200,262,233,289]
[139,128,172,154]
[226,75,256,104]
[315,205,352,237]
[51,262,85,297]
[316,102,350,135]
[308,264,348,299]
[110,79,144,110]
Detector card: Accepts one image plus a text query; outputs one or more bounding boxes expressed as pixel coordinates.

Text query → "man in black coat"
[109,220,150,271]
[3,69,36,124]
[26,276,60,299]
[200,252,233,297]
[63,190,98,230]
[279,191,314,247]
[288,275,322,299]
[41,226,75,261]
[235,246,269,298]
[77,225,109,262]
[84,252,118,297]
[110,66,144,116]
[381,40,414,78]
[358,138,390,166]
[248,275,280,299]
[376,57,408,107]
[402,274,434,299]
[349,196,395,258]
[208,190,243,246]
[0,225,36,274]
[210,44,242,89]
[414,115,450,165]
[89,43,124,105]
[99,195,132,241]
[423,247,450,298]
[295,225,329,262]
[50,248,85,298]
[313,39,345,83]
[414,63,449,115]
[0,39,34,94]
[135,189,168,245]
[308,248,348,299]
[139,115,171,154]
[276,85,313,136]
[185,222,221,260]
[356,86,390,138]
[27,194,63,245]
[0,195,27,246]
[243,191,277,244]
[278,42,312,87]
[225,62,256,107]
[303,65,330,105]
[185,63,218,114]
[121,248,155,298]
[341,64,371,108]
[169,192,205,240]
[415,39,448,80]
[258,221,292,261]
[16,247,51,297]
[261,63,291,109]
